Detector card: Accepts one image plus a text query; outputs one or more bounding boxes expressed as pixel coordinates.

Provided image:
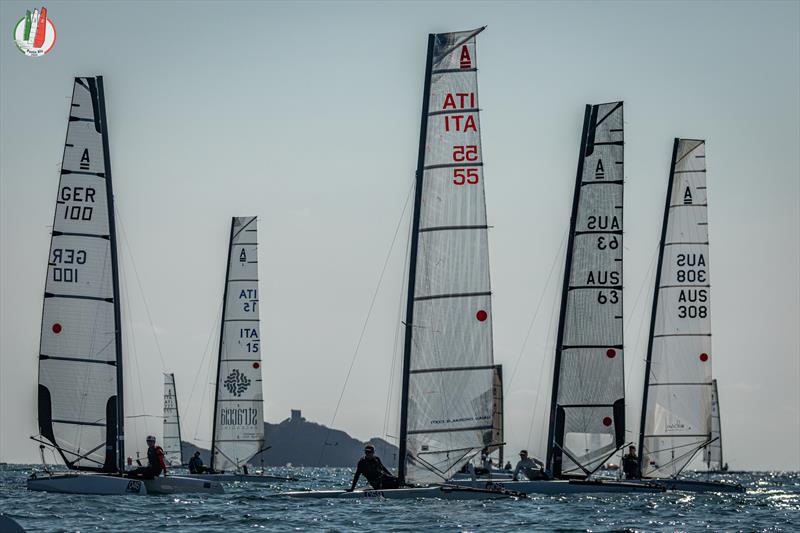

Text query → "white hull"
[185,473,296,483]
[27,473,147,495]
[278,485,525,500]
[450,471,514,481]
[144,475,224,494]
[452,479,665,494]
[636,478,744,493]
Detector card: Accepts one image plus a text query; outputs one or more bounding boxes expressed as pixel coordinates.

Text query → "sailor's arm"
[349,462,363,491]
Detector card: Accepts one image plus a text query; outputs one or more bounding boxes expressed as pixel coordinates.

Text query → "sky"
[1,0,798,471]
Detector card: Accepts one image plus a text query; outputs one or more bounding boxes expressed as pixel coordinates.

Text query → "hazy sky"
[1,1,798,470]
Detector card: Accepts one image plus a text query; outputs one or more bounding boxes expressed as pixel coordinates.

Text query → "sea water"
[0,465,797,532]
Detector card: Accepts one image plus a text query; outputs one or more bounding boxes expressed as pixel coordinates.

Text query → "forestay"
[163,373,183,465]
[640,139,712,478]
[705,379,723,470]
[37,76,123,473]
[401,27,496,485]
[548,102,625,478]
[211,217,264,471]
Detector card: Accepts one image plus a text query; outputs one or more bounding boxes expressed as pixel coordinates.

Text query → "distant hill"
[181,410,398,467]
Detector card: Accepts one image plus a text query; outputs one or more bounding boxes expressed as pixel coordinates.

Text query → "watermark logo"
[14,7,56,57]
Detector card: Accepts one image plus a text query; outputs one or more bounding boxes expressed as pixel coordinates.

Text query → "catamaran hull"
[27,473,147,495]
[278,486,522,500]
[451,479,665,494]
[184,473,296,483]
[636,478,744,493]
[143,475,224,494]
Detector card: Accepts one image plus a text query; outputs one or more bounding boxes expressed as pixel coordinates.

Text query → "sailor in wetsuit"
[622,445,640,479]
[127,435,167,479]
[347,444,401,491]
[513,449,549,480]
[188,451,209,474]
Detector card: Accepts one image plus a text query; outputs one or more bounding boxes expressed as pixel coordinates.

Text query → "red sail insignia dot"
[252,362,260,369]
[475,310,487,322]
[606,348,616,358]
[602,417,613,427]
[699,353,709,362]
[52,323,62,334]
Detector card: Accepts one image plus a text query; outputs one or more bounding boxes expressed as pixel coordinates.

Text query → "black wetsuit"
[622,452,640,480]
[127,446,165,479]
[350,455,400,490]
[188,455,207,474]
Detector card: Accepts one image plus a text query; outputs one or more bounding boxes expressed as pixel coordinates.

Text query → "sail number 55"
[453,168,479,185]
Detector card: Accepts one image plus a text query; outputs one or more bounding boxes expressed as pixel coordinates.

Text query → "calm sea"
[0,465,797,532]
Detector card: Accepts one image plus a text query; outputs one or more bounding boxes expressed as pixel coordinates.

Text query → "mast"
[210,218,236,472]
[398,33,435,484]
[97,76,125,473]
[546,105,591,473]
[637,139,679,474]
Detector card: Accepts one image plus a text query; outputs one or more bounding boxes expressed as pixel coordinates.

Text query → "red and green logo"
[13,6,56,57]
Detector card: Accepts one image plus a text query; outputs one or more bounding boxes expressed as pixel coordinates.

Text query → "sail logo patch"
[459,45,471,69]
[224,368,251,397]
[13,6,56,57]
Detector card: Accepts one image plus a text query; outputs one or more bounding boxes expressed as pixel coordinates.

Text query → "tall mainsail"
[163,373,183,465]
[36,76,124,472]
[398,27,496,485]
[639,139,712,478]
[210,217,264,472]
[705,378,723,470]
[546,102,625,478]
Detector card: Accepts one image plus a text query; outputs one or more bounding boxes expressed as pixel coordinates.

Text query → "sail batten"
[639,139,713,479]
[210,217,264,472]
[547,102,625,479]
[398,28,495,485]
[36,76,123,473]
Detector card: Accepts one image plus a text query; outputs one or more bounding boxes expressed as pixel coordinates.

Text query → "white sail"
[401,28,496,485]
[162,373,183,465]
[548,103,625,477]
[36,76,123,472]
[640,139,712,478]
[211,217,264,471]
[705,379,723,470]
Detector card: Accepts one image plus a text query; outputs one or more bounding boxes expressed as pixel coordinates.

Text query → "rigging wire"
[316,181,414,465]
[114,208,168,371]
[186,303,222,442]
[505,230,569,397]
[382,186,413,445]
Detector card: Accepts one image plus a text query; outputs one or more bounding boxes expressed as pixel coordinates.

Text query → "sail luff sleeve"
[641,139,712,478]
[37,77,119,472]
[550,102,625,478]
[404,29,496,485]
[212,217,264,471]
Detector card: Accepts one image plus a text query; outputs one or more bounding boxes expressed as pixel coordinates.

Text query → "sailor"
[347,444,401,491]
[127,436,167,479]
[478,447,492,474]
[504,461,512,471]
[622,445,640,479]
[512,450,548,481]
[188,451,208,474]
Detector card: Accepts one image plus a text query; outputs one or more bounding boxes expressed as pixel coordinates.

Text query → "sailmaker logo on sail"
[13,6,56,57]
